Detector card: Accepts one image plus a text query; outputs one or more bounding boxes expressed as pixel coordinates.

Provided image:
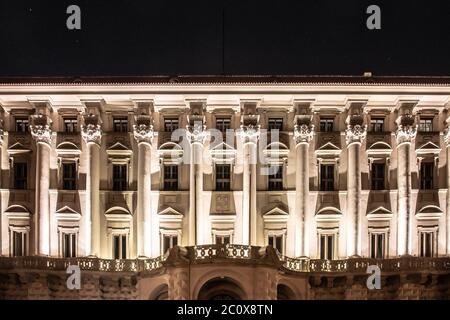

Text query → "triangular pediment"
[317,142,341,151]
[263,206,289,216]
[416,142,441,154]
[55,206,81,220]
[211,142,235,151]
[158,206,183,216]
[367,206,393,221]
[7,142,30,154]
[56,206,80,215]
[108,142,130,151]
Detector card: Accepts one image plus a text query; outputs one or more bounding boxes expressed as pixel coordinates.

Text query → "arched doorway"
[277,284,296,300]
[197,277,246,300]
[150,284,169,300]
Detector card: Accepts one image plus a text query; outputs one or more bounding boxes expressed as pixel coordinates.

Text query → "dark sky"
[1,0,450,77]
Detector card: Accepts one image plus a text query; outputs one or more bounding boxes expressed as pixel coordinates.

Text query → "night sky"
[1,0,450,77]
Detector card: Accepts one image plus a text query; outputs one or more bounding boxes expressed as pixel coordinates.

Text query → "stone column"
[238,124,260,245]
[30,114,52,256]
[81,115,102,257]
[345,116,366,257]
[445,129,450,255]
[293,123,314,257]
[133,116,156,257]
[395,115,417,256]
[186,119,207,245]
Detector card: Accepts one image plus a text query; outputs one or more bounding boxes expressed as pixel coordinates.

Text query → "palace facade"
[0,76,449,299]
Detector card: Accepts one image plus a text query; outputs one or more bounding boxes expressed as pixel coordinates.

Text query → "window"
[319,234,335,260]
[15,118,29,132]
[215,235,231,245]
[216,118,231,132]
[371,163,385,190]
[370,118,384,132]
[113,117,128,132]
[11,231,28,257]
[268,165,283,191]
[64,118,77,133]
[113,234,127,259]
[164,118,179,132]
[419,118,433,132]
[268,118,283,131]
[320,164,334,191]
[14,162,27,189]
[420,162,434,190]
[62,162,76,190]
[61,233,77,258]
[163,165,178,190]
[268,234,284,254]
[319,118,334,132]
[419,231,435,257]
[216,164,231,191]
[370,233,386,259]
[112,164,127,191]
[162,234,178,255]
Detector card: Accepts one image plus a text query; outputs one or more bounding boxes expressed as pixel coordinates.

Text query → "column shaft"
[137,142,152,257]
[295,143,309,257]
[242,142,250,245]
[86,143,101,256]
[397,142,411,256]
[446,146,450,254]
[188,148,196,245]
[347,142,361,257]
[36,142,51,255]
[193,143,204,245]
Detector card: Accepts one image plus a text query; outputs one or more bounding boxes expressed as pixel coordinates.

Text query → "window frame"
[268,118,283,131]
[112,164,128,191]
[164,117,179,132]
[9,227,29,257]
[63,118,78,133]
[15,117,29,132]
[268,164,283,191]
[370,118,385,133]
[215,163,231,191]
[215,117,231,132]
[113,117,128,133]
[418,117,433,132]
[319,163,335,191]
[319,117,334,132]
[13,162,28,190]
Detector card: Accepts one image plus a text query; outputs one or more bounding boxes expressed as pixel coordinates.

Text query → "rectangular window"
[268,165,283,191]
[215,235,231,245]
[420,162,434,190]
[113,234,127,259]
[370,233,386,259]
[15,118,29,132]
[419,232,434,257]
[162,234,178,255]
[215,164,231,191]
[12,231,27,257]
[320,164,334,191]
[319,234,335,260]
[319,118,334,132]
[113,117,128,132]
[62,162,77,190]
[64,118,77,133]
[371,163,385,190]
[268,234,284,254]
[164,118,179,132]
[419,118,433,132]
[14,162,27,190]
[112,164,127,191]
[216,118,231,132]
[370,118,384,132]
[163,165,178,190]
[61,233,77,258]
[268,118,283,131]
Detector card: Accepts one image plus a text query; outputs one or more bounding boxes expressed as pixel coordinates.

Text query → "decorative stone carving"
[293,124,314,144]
[237,124,260,143]
[186,122,207,144]
[395,115,417,144]
[81,114,102,145]
[30,114,52,145]
[345,115,367,145]
[133,114,156,144]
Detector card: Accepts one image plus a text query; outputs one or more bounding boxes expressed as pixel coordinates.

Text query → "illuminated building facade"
[0,76,449,299]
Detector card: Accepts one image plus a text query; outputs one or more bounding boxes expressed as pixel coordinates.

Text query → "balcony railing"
[1,246,449,274]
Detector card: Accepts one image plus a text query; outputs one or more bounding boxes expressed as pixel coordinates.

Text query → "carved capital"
[345,124,367,145]
[81,114,102,145]
[133,124,155,145]
[395,115,417,144]
[293,124,314,144]
[237,124,260,143]
[30,114,52,145]
[186,122,207,144]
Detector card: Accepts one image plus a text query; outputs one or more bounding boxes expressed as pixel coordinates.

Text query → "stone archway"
[277,284,296,300]
[149,284,169,300]
[197,277,246,300]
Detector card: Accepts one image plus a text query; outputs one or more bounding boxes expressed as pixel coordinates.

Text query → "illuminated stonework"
[0,77,449,299]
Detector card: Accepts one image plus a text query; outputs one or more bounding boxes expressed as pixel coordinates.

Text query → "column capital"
[237,124,260,144]
[81,114,102,145]
[133,114,156,145]
[186,122,207,145]
[30,114,52,145]
[345,114,366,145]
[293,124,314,144]
[395,115,417,144]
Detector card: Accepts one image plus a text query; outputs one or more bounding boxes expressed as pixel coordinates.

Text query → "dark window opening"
[216,164,231,191]
[164,165,178,190]
[320,164,334,191]
[112,164,127,191]
[14,162,27,189]
[62,162,76,190]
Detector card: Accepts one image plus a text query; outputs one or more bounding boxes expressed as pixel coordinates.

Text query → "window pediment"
[315,207,342,222]
[315,142,341,157]
[210,142,236,163]
[55,206,81,221]
[104,206,132,221]
[367,206,393,221]
[7,142,31,155]
[367,141,392,156]
[4,205,31,218]
[416,205,443,221]
[415,142,441,155]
